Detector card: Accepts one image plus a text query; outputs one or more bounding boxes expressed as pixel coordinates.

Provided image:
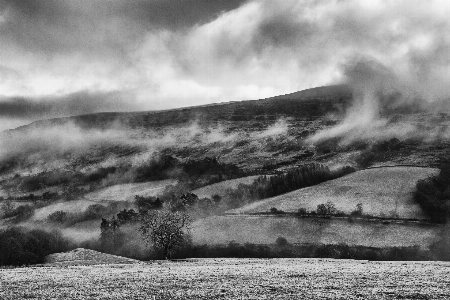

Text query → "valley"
[1,85,450,263]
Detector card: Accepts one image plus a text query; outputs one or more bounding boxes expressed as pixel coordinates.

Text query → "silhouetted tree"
[140,207,191,260]
[100,216,123,253]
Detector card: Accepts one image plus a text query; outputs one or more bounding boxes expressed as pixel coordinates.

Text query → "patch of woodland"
[0,227,72,267]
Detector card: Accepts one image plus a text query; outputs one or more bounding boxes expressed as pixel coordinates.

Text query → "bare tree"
[140,207,191,260]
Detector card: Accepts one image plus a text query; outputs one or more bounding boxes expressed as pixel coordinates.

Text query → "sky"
[0,0,449,131]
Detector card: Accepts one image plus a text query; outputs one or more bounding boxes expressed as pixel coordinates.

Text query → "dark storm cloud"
[0,0,248,55]
[0,90,136,119]
[118,0,249,30]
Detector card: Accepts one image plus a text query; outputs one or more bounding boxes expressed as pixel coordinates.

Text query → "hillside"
[0,85,355,198]
[1,84,450,198]
[227,166,439,219]
[10,84,351,132]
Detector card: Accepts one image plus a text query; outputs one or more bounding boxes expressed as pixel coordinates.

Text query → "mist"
[309,55,450,145]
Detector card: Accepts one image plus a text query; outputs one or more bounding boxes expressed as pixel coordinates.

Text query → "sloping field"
[1,258,450,299]
[192,215,440,249]
[192,176,262,198]
[84,179,178,202]
[32,199,105,221]
[45,248,142,266]
[228,167,438,219]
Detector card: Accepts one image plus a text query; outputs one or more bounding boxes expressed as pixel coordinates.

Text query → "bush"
[350,203,363,217]
[275,236,288,247]
[297,208,307,215]
[316,201,336,216]
[0,227,71,266]
[270,207,284,215]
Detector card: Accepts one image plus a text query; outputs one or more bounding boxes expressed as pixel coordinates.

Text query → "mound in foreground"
[45,248,142,266]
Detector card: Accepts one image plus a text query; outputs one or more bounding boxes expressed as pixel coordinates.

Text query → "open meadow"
[192,215,440,248]
[1,258,450,299]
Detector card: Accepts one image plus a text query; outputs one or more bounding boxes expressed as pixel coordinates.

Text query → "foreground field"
[1,258,450,299]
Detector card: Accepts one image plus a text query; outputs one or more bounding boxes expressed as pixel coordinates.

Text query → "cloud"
[0,0,449,131]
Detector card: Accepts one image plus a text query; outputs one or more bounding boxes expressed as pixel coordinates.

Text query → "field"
[228,167,438,219]
[1,258,450,299]
[192,175,263,198]
[192,215,440,248]
[31,200,105,221]
[84,179,178,202]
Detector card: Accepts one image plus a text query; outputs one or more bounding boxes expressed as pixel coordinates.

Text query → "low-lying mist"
[0,117,296,190]
[309,57,450,146]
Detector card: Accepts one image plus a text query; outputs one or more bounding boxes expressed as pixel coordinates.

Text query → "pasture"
[192,215,440,248]
[228,167,438,219]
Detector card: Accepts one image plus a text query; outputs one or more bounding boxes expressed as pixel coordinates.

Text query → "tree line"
[414,159,450,223]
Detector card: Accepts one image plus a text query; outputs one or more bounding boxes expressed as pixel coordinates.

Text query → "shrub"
[270,207,284,215]
[350,203,363,217]
[275,236,288,247]
[297,208,307,215]
[317,201,337,216]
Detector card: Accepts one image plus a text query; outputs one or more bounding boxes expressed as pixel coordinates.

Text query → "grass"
[45,248,142,266]
[1,258,450,299]
[32,200,101,221]
[84,179,178,202]
[191,175,263,198]
[192,215,440,249]
[228,167,438,219]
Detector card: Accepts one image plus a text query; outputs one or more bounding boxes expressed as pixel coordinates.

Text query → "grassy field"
[1,258,450,299]
[32,200,105,221]
[192,215,440,248]
[228,167,438,219]
[192,175,263,198]
[84,179,178,202]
